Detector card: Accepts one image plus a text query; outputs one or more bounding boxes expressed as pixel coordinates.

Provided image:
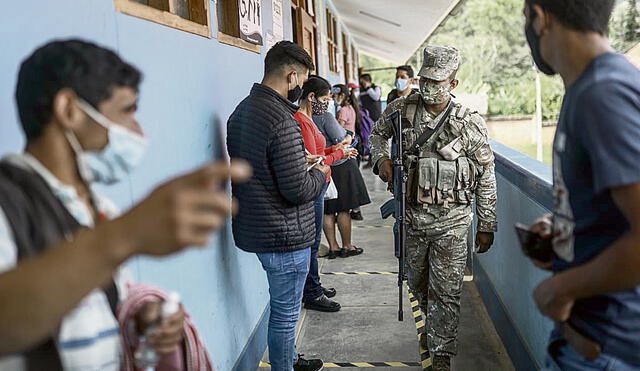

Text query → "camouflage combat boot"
[432,355,451,371]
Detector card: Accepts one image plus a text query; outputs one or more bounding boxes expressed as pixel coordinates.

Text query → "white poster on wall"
[272,0,284,41]
[266,31,276,51]
[239,0,264,45]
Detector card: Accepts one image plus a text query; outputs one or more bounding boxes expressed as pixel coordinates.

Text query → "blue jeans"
[303,182,329,301]
[257,248,311,371]
[544,331,639,371]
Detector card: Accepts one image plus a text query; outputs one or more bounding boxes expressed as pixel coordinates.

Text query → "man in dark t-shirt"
[524,0,640,369]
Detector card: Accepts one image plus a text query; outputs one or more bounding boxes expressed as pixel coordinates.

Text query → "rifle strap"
[406,101,454,157]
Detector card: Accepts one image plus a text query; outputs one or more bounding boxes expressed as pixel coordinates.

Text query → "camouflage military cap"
[418,45,460,81]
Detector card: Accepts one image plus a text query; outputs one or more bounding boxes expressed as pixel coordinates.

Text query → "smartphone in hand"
[514,223,555,263]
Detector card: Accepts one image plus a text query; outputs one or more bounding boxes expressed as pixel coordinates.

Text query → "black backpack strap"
[407,101,455,157]
[0,162,120,367]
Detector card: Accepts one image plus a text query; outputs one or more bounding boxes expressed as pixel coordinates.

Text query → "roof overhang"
[333,0,461,64]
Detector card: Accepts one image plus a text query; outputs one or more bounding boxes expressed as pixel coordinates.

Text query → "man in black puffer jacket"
[226,41,328,371]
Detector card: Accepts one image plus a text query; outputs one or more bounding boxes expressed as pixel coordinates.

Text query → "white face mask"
[66,99,148,185]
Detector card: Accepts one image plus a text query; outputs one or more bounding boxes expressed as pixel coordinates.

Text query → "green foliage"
[625,0,640,42]
[359,54,396,97]
[611,0,640,50]
[417,0,564,119]
[360,0,640,119]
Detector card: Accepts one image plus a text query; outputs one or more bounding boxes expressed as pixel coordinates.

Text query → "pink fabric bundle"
[118,283,214,371]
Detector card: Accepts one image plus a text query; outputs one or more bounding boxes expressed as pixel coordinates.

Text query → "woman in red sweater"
[294,75,356,313]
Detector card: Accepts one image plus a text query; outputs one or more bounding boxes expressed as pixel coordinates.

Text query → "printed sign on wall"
[272,0,284,41]
[239,0,263,45]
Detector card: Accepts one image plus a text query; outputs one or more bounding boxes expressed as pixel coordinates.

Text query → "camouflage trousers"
[406,216,471,357]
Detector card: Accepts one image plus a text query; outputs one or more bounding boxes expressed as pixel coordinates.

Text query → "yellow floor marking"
[422,358,433,368]
[386,362,408,367]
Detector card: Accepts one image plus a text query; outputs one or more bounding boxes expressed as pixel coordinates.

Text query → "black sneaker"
[294,354,323,371]
[303,295,341,312]
[322,287,336,298]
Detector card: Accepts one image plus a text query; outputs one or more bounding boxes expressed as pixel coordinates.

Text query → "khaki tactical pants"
[406,216,471,357]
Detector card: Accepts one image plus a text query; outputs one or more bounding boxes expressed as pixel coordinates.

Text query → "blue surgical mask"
[395,78,409,92]
[66,99,148,185]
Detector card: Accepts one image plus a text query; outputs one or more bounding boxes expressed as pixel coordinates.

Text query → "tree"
[418,0,564,119]
[625,0,640,42]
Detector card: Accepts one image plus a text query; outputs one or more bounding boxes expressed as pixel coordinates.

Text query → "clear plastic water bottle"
[134,292,181,371]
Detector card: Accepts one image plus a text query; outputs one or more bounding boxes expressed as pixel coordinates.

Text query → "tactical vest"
[401,95,477,208]
[0,162,119,371]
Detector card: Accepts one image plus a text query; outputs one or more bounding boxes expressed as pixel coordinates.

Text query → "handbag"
[324,178,338,200]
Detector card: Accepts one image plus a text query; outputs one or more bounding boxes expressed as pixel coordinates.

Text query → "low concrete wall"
[474,140,554,370]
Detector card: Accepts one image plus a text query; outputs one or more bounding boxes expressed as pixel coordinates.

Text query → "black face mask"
[525,9,556,76]
[287,74,303,103]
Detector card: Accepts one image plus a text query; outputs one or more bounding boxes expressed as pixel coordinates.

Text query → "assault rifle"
[379,110,407,322]
[379,102,454,322]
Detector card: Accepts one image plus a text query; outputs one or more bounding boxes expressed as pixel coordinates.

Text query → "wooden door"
[300,9,317,67]
[342,33,350,82]
[292,1,317,71]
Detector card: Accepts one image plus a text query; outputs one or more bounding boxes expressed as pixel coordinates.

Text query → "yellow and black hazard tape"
[321,271,398,276]
[409,291,433,371]
[259,361,421,368]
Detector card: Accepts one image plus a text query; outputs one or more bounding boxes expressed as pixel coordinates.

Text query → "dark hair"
[15,39,142,142]
[334,84,363,134]
[397,65,415,78]
[359,74,372,83]
[301,75,331,101]
[264,41,315,76]
[526,0,615,35]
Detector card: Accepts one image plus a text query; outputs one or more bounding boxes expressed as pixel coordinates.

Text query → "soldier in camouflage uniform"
[370,46,498,371]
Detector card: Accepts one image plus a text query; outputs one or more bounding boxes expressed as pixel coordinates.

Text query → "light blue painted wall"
[0,1,292,369]
[477,142,554,368]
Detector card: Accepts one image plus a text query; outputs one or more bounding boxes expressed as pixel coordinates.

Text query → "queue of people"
[0,37,373,371]
[226,41,376,370]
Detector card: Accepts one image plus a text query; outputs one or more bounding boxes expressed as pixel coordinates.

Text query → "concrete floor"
[259,167,514,371]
